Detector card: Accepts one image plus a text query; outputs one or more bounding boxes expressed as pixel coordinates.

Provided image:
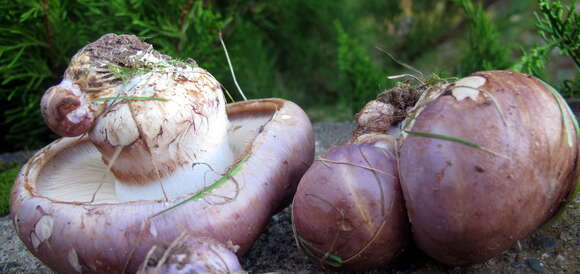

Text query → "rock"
[559,231,573,241]
[533,236,557,249]
[312,121,355,156]
[525,258,545,273]
[554,254,566,267]
[0,262,19,272]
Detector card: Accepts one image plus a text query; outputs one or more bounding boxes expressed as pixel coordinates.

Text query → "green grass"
[0,164,19,216]
[404,130,510,159]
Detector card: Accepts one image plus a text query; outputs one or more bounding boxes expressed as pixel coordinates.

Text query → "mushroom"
[40,33,235,202]
[292,139,409,271]
[137,234,244,274]
[11,34,314,273]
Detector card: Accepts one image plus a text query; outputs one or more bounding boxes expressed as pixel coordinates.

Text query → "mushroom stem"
[113,134,234,201]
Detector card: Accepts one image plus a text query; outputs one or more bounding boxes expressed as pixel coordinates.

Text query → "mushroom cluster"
[11,34,314,273]
[292,70,579,270]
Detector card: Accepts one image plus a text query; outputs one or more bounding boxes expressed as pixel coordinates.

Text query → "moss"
[0,165,19,216]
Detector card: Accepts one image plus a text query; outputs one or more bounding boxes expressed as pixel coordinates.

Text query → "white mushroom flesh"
[451,76,487,101]
[89,56,234,201]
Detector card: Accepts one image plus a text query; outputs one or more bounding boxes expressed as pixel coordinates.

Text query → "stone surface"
[1,121,579,273]
[0,215,52,273]
[532,236,557,249]
[526,258,545,273]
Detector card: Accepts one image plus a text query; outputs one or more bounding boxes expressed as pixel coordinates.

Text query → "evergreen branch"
[511,41,558,78]
[180,0,195,27]
[41,0,56,70]
[177,0,195,53]
[456,0,512,75]
[536,0,580,69]
[401,0,500,63]
[516,0,580,98]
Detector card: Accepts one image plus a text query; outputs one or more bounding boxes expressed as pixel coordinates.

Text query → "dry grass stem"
[219,31,247,101]
[316,157,396,179]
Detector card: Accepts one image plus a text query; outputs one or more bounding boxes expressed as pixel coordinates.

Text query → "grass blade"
[296,235,344,267]
[537,80,579,228]
[539,79,579,147]
[222,86,236,103]
[405,130,509,159]
[316,157,395,178]
[152,156,249,218]
[219,31,247,101]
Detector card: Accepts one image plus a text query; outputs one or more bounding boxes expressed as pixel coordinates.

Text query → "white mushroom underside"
[114,134,234,201]
[35,113,273,203]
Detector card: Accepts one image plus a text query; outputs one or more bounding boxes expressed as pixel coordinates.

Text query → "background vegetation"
[0,0,578,153]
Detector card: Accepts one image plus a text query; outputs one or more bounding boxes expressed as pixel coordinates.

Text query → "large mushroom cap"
[399,71,579,264]
[11,98,314,273]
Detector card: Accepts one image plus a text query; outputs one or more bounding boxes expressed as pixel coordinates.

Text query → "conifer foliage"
[456,0,513,75]
[0,0,576,152]
[0,0,375,150]
[514,0,579,97]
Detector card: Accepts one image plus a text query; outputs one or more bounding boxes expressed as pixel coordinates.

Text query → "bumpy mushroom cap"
[40,34,234,201]
[41,34,158,137]
[12,98,314,273]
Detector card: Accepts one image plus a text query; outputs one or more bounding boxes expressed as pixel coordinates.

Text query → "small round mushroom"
[137,234,244,274]
[292,137,409,271]
[11,34,314,273]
